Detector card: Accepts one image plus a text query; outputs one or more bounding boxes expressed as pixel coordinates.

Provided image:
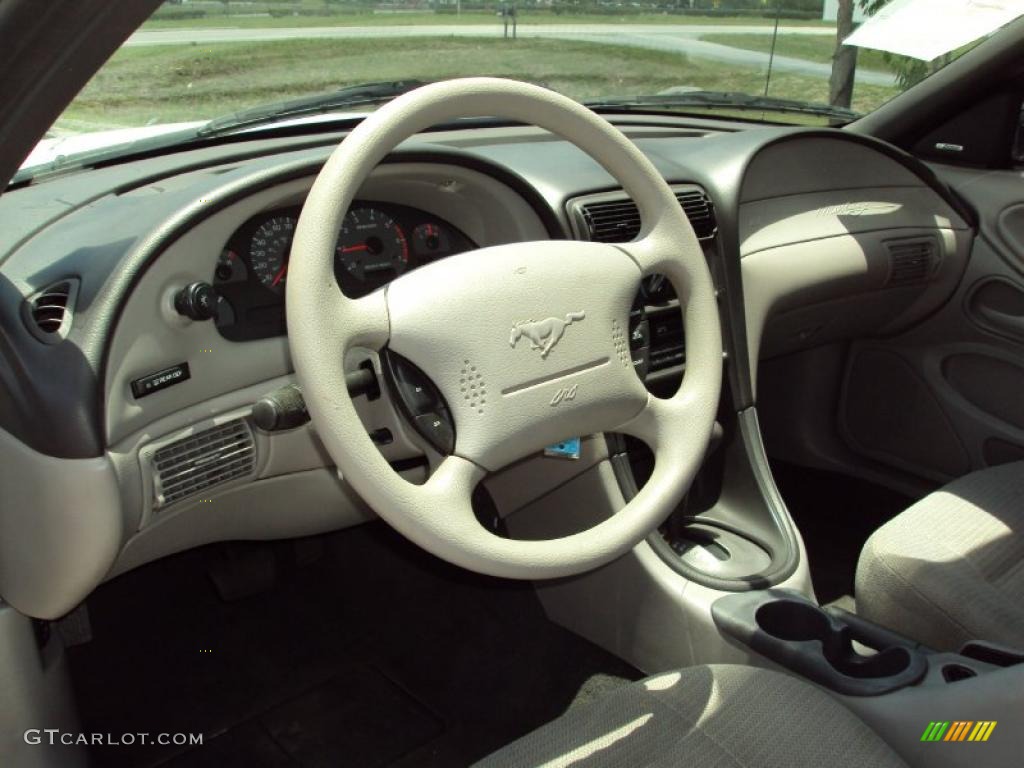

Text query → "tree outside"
[828,0,963,108]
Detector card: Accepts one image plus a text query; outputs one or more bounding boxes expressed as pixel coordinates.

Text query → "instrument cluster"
[213,201,475,341]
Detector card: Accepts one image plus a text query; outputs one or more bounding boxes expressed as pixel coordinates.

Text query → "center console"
[713,590,931,695]
[713,589,1024,766]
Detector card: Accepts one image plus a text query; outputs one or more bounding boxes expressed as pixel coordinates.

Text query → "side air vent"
[886,238,938,286]
[151,419,255,507]
[23,279,79,343]
[571,187,716,243]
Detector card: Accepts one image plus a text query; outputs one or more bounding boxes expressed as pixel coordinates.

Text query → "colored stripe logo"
[921,721,997,742]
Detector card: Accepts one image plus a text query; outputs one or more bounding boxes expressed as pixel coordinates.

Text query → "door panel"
[996,202,1024,261]
[836,164,1024,485]
[966,277,1024,342]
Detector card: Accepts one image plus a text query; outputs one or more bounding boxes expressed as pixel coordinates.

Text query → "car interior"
[1,2,1023,767]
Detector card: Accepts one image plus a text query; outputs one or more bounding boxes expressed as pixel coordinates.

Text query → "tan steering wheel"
[288,78,721,579]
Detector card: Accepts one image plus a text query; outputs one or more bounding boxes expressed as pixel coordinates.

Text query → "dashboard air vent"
[675,189,716,239]
[23,279,79,343]
[574,187,716,243]
[886,238,937,286]
[152,419,255,507]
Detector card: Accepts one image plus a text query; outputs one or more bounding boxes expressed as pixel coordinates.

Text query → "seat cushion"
[473,664,905,768]
[857,461,1024,651]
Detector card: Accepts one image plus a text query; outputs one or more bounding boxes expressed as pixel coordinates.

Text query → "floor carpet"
[67,523,639,768]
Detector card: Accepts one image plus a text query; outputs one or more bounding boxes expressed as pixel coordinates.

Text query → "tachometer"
[335,207,409,296]
[250,215,296,292]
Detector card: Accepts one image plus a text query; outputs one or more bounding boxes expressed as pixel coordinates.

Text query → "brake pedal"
[207,543,277,601]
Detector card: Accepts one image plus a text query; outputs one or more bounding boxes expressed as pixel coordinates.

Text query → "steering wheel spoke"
[612,392,701,452]
[425,455,486,506]
[341,290,391,352]
[611,393,663,449]
[616,233,664,275]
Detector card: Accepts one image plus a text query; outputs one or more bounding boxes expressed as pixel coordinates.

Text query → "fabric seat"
[857,461,1024,651]
[474,664,906,768]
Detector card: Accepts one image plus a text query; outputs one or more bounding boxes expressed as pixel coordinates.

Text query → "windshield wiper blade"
[586,90,859,122]
[197,80,427,138]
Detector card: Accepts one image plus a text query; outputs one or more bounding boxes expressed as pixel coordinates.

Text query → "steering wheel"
[287,78,721,580]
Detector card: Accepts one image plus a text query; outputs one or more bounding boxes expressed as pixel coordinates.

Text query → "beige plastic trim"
[103,366,425,576]
[484,434,609,518]
[504,458,814,673]
[0,426,122,619]
[0,605,85,767]
[106,467,391,579]
[743,226,969,387]
[105,163,543,446]
[736,138,973,395]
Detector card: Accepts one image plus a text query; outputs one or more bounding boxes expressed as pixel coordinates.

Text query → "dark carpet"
[770,462,914,605]
[67,523,639,768]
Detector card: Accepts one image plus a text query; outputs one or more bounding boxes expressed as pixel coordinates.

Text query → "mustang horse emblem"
[509,311,586,358]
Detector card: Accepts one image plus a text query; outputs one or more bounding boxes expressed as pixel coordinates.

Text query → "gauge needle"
[271,264,287,287]
[340,244,369,254]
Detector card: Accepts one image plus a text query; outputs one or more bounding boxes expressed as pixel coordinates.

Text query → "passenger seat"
[856,461,1024,651]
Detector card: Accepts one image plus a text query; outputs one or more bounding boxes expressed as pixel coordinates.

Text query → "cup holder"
[755,600,914,679]
[756,600,830,642]
[712,591,929,696]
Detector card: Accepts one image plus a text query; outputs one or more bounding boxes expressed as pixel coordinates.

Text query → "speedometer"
[250,215,296,292]
[335,207,409,297]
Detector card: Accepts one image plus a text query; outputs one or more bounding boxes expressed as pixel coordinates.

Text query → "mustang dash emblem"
[510,311,586,358]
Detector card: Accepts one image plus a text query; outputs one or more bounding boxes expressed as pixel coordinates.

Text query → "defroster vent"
[152,418,255,507]
[571,187,716,243]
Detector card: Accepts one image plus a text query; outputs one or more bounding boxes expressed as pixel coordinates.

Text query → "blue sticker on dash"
[544,437,581,460]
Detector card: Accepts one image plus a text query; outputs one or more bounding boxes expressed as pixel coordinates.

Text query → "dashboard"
[0,119,975,618]
[214,202,475,340]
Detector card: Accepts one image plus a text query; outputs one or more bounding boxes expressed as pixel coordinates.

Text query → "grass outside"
[143,11,834,29]
[700,32,893,72]
[56,37,896,132]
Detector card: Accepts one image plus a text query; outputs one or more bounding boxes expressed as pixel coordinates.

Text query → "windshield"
[21,0,1024,178]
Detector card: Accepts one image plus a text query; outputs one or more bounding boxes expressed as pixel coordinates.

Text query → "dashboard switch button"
[131,363,190,399]
[381,350,456,454]
[629,319,650,349]
[414,412,455,455]
[632,347,650,380]
[386,355,438,414]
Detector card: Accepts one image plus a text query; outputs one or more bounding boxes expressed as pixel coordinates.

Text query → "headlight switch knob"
[174,282,219,321]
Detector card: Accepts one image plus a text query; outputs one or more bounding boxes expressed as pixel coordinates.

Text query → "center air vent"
[570,187,716,243]
[23,279,79,343]
[886,238,938,286]
[151,419,255,507]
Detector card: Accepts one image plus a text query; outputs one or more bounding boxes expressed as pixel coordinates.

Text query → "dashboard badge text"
[550,384,578,406]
